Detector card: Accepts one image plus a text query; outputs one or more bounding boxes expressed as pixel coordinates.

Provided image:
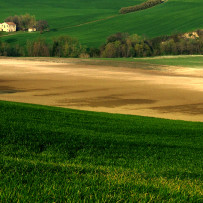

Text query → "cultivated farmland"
[0,0,203,201]
[0,56,203,122]
[0,0,203,46]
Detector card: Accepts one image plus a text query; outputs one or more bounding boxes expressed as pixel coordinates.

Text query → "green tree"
[36,20,49,33]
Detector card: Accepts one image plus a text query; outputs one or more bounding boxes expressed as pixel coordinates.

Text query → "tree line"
[119,0,165,14]
[0,36,84,57]
[0,31,203,57]
[4,14,49,32]
[101,31,203,57]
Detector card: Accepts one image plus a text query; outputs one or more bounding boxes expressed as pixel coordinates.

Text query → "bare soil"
[0,57,203,122]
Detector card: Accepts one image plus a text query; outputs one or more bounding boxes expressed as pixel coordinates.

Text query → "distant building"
[0,22,16,32]
[28,27,37,32]
[183,32,199,39]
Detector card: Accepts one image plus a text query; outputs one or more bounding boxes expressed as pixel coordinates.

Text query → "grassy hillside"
[0,0,203,47]
[134,55,203,68]
[79,55,203,69]
[0,101,202,202]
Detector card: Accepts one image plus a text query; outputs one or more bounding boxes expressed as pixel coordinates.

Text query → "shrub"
[36,20,49,32]
[79,53,90,58]
[119,0,165,14]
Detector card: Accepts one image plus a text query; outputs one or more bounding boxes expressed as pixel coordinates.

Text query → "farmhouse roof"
[5,22,16,26]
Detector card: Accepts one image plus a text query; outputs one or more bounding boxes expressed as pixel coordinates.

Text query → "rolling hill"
[1,100,202,201]
[1,1,203,201]
[0,0,203,47]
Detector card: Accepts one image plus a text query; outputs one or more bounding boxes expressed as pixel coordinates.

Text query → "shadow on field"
[5,38,17,43]
[0,86,23,94]
[152,103,203,115]
[60,95,156,108]
[161,171,202,181]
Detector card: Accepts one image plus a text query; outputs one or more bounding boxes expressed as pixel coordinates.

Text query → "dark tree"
[36,20,49,33]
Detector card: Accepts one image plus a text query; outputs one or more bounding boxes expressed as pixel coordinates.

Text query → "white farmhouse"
[28,27,37,32]
[0,22,16,32]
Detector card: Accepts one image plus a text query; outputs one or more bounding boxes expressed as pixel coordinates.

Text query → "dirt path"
[0,33,18,38]
[60,15,118,30]
[0,58,203,122]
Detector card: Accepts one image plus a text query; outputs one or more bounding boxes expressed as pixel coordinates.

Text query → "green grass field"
[1,0,203,47]
[77,55,203,70]
[0,100,202,202]
[134,55,203,68]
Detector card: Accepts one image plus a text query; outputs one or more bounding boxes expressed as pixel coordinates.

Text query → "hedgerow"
[119,0,165,14]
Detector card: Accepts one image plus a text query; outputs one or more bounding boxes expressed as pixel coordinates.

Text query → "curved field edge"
[0,100,202,202]
[81,55,203,68]
[98,55,203,68]
[1,55,202,68]
[0,0,203,47]
[133,55,203,68]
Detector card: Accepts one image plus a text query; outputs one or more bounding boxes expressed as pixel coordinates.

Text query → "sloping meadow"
[0,0,203,47]
[0,101,202,202]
